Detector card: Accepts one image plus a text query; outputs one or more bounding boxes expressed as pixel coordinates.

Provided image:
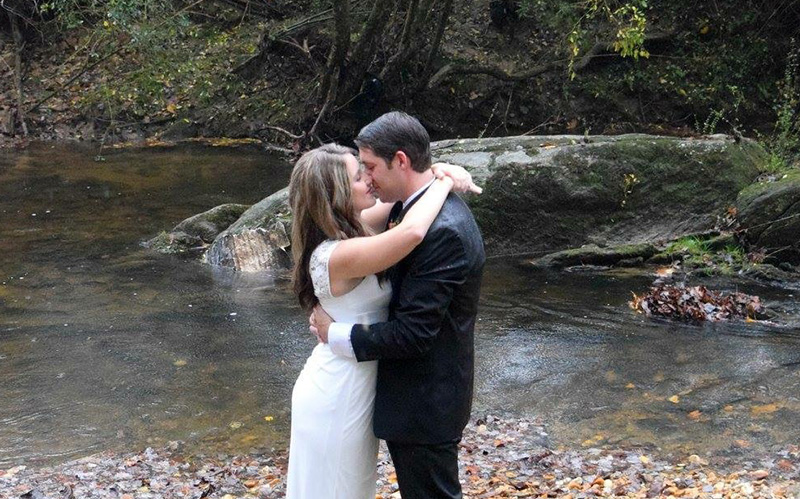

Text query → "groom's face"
[358,146,404,203]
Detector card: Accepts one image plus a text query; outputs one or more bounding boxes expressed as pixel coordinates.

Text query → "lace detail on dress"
[310,239,341,300]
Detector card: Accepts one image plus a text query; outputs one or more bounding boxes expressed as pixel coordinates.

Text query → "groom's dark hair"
[354,111,432,173]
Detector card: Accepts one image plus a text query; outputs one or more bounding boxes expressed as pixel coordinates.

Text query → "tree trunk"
[416,0,454,92]
[380,0,438,82]
[7,4,28,136]
[309,0,350,139]
[397,0,419,51]
[316,0,350,106]
[379,0,423,80]
[338,0,396,103]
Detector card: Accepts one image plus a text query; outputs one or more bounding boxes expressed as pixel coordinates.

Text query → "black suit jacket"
[350,192,485,444]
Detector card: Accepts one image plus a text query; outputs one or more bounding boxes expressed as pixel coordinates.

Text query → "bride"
[285,143,478,498]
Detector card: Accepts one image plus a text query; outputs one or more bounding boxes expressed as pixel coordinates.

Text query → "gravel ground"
[2,415,799,498]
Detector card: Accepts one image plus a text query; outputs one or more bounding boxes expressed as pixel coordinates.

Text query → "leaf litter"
[2,416,800,498]
[630,283,767,322]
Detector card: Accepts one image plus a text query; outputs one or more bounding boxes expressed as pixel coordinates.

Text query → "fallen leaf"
[751,403,780,416]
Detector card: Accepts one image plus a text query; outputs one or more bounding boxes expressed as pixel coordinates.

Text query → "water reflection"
[1,144,799,468]
[1,144,301,466]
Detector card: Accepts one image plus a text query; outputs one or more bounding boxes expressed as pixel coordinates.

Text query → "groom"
[312,111,485,498]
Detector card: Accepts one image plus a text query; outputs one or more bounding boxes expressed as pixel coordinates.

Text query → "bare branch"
[427,60,563,88]
[258,125,304,140]
[427,30,677,88]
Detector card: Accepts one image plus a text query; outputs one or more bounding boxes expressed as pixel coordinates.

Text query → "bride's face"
[345,154,376,212]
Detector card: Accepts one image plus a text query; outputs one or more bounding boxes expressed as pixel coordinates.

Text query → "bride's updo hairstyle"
[289,143,372,311]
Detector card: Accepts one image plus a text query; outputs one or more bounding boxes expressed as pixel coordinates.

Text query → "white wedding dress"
[286,239,392,499]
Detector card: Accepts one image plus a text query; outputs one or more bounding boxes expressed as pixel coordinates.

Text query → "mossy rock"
[205,187,292,271]
[528,242,658,268]
[736,170,800,263]
[145,203,249,255]
[435,134,765,256]
[151,134,768,271]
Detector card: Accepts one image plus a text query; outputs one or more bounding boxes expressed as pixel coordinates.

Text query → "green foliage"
[609,2,649,60]
[518,0,650,78]
[695,85,744,135]
[661,236,751,275]
[533,0,790,139]
[666,236,711,258]
[41,0,179,32]
[723,244,746,264]
[766,39,800,172]
[80,23,254,119]
[34,1,261,125]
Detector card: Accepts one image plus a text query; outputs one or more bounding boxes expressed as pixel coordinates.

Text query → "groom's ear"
[394,150,411,171]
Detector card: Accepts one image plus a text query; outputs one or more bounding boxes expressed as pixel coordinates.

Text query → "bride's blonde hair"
[289,143,372,311]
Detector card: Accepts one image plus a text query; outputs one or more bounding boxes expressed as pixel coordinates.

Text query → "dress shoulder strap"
[309,239,341,300]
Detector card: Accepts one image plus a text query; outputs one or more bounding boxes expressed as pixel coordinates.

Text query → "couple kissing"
[286,111,485,499]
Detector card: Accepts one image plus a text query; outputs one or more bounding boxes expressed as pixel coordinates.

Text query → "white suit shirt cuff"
[328,322,355,358]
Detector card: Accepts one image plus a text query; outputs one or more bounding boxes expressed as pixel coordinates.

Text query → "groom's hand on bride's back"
[309,304,333,343]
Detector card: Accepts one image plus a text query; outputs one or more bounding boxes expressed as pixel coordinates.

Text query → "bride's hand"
[431,162,483,194]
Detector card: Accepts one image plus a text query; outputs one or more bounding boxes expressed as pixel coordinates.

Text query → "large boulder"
[150,134,768,272]
[736,171,800,263]
[204,187,292,271]
[434,134,765,256]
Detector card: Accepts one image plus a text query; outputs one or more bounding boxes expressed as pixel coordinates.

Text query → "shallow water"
[1,144,799,468]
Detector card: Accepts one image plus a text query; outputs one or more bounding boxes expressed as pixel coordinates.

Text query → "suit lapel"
[387,185,435,314]
[395,184,432,225]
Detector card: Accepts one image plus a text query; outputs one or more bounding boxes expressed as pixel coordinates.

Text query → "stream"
[1,143,799,468]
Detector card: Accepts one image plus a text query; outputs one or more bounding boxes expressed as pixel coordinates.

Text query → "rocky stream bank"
[3,416,800,499]
[149,134,800,291]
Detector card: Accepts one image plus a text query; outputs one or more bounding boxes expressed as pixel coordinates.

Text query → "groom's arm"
[327,225,468,361]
